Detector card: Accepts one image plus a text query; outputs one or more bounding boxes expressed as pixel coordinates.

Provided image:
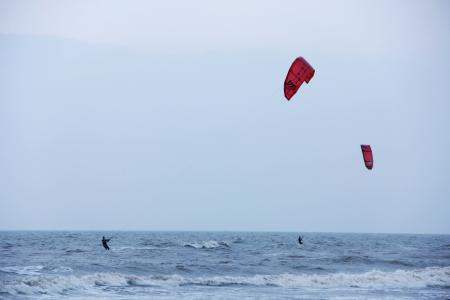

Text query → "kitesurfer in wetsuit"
[298,235,303,245]
[102,236,111,250]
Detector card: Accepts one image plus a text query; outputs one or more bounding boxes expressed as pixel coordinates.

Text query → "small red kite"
[361,145,373,170]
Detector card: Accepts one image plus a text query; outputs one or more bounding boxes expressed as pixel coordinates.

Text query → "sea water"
[1,231,449,299]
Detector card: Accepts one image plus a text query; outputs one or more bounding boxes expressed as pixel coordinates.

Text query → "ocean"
[0,231,449,299]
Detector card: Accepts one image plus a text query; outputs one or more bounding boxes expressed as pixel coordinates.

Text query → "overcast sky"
[1,0,449,233]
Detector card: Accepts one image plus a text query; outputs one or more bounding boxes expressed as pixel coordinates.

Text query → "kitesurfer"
[298,235,303,245]
[102,236,111,250]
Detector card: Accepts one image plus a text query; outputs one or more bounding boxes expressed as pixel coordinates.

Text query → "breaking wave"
[1,267,449,296]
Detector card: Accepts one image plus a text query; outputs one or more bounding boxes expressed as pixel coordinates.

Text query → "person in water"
[102,236,111,250]
[298,235,303,245]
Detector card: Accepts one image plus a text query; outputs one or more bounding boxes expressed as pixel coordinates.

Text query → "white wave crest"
[183,240,230,249]
[1,267,449,296]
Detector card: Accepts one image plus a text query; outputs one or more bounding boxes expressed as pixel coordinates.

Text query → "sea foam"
[2,267,449,296]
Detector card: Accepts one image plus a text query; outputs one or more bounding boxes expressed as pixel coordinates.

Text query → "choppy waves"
[2,266,449,296]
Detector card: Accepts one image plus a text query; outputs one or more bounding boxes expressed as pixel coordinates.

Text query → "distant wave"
[435,243,450,252]
[183,240,230,249]
[332,255,373,264]
[232,237,244,244]
[0,265,44,276]
[49,266,73,273]
[65,249,86,254]
[115,246,160,252]
[327,255,414,267]
[140,241,177,248]
[0,265,72,276]
[2,267,449,296]
[0,242,14,249]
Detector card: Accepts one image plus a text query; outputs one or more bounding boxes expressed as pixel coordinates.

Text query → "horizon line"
[0,229,448,235]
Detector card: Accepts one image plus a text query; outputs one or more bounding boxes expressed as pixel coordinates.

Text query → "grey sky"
[1,0,449,233]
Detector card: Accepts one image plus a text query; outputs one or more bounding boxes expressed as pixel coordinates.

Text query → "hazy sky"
[1,0,449,233]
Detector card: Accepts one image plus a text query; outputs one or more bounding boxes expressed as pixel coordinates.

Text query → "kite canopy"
[284,57,315,100]
[361,145,373,170]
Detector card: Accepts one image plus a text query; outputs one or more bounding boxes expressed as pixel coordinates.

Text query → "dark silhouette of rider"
[102,236,111,250]
[298,235,303,245]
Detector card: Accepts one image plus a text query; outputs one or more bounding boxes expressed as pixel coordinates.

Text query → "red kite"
[361,145,373,170]
[284,57,315,101]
